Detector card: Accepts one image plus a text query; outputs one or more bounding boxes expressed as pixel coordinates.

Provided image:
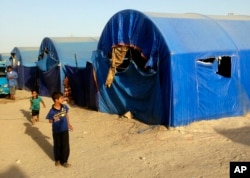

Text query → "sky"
[0,0,250,53]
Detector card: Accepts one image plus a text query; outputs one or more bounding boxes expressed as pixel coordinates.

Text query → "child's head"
[51,91,64,104]
[31,89,38,98]
[7,65,12,72]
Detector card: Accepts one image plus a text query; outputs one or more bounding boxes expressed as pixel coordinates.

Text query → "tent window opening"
[116,47,147,72]
[197,56,231,78]
[217,56,231,78]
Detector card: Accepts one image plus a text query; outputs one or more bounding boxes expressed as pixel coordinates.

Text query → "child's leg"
[31,115,36,125]
[36,114,39,122]
[60,131,70,166]
[36,110,40,122]
[31,110,39,124]
[53,132,62,166]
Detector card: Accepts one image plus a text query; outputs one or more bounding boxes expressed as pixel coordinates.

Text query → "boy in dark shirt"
[46,91,73,168]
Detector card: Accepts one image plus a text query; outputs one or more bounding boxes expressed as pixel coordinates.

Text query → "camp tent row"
[92,9,250,127]
[2,9,250,127]
[5,37,99,109]
[36,37,99,107]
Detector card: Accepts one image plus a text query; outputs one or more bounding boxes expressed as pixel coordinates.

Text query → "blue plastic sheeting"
[64,63,98,109]
[92,51,163,124]
[10,47,39,91]
[38,66,60,96]
[37,37,99,97]
[93,9,250,127]
[0,53,11,66]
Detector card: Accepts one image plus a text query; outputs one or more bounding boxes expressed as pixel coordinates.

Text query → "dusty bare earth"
[0,90,250,178]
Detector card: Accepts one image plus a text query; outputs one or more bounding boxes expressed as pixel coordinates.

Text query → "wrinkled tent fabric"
[92,9,250,127]
[10,47,39,91]
[92,51,163,124]
[105,46,128,87]
[37,37,99,107]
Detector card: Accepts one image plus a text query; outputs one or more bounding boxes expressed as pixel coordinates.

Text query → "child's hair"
[51,91,63,102]
[31,89,38,98]
[31,89,38,93]
[7,65,12,69]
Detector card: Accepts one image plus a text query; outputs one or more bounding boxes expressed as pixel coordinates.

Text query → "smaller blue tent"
[0,53,11,66]
[10,47,39,91]
[37,37,99,107]
[92,9,250,127]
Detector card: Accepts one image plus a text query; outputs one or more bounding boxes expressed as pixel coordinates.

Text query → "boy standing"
[30,90,46,125]
[46,91,73,168]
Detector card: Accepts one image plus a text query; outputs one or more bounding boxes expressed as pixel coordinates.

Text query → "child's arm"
[41,99,46,108]
[66,113,73,131]
[14,72,18,79]
[46,110,53,123]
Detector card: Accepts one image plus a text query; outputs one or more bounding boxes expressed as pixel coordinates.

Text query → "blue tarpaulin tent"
[92,9,250,127]
[0,53,11,66]
[10,47,39,91]
[37,37,99,107]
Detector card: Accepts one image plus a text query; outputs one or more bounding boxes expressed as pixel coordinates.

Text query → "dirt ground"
[0,90,250,178]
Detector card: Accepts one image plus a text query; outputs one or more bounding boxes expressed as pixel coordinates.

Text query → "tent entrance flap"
[105,46,128,87]
[116,47,148,72]
[38,66,60,96]
[105,46,149,87]
[92,50,164,125]
[64,64,98,109]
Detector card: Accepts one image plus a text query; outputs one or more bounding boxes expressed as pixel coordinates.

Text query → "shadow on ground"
[20,109,31,122]
[24,123,54,160]
[215,126,250,146]
[0,165,28,178]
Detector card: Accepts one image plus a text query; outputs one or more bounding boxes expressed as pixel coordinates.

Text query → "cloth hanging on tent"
[63,76,72,103]
[105,46,128,87]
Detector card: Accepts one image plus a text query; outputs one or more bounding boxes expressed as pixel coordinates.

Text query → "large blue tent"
[37,37,99,107]
[92,9,250,127]
[10,47,39,91]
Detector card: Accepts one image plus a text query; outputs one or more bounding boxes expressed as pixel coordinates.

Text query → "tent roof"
[0,53,10,60]
[39,37,99,67]
[98,10,250,64]
[11,47,39,67]
[210,15,250,50]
